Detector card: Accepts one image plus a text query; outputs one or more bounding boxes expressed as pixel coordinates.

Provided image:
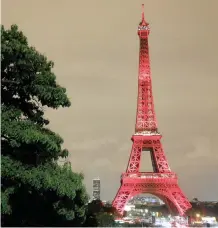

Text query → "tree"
[1,24,89,226]
[96,212,115,227]
[84,200,116,227]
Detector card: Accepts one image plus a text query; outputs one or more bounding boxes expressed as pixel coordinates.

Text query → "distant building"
[92,178,100,200]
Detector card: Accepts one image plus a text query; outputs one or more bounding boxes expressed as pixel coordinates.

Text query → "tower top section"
[138,4,150,38]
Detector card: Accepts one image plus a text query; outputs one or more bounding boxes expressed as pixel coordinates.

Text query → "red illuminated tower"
[112,5,192,216]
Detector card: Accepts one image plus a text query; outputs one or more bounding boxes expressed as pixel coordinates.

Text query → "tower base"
[112,172,192,216]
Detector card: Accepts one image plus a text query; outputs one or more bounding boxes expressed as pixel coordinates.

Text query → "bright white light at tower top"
[138,25,150,31]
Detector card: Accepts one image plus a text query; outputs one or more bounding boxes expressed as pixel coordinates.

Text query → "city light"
[196,213,201,218]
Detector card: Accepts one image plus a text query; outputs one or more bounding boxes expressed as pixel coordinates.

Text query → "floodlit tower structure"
[112,4,192,216]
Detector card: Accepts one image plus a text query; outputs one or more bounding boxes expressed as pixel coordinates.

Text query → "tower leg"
[112,185,133,215]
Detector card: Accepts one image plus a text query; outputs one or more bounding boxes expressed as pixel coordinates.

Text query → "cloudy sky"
[2,0,218,201]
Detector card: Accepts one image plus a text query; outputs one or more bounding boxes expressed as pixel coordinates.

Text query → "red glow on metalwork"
[141,4,146,26]
[112,6,192,217]
[142,4,145,21]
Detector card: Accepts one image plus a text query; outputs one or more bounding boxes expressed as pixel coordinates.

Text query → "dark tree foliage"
[84,200,116,227]
[1,25,88,226]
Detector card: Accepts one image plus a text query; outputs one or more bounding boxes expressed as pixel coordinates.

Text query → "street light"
[196,213,200,218]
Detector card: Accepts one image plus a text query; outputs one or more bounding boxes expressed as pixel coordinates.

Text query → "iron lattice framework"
[112,5,192,216]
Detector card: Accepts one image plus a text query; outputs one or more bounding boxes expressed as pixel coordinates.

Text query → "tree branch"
[1,79,20,84]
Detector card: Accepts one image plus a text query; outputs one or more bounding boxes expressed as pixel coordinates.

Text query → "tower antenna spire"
[141,4,147,25]
[142,4,145,22]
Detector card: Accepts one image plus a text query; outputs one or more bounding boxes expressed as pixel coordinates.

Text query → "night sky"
[2,0,218,201]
